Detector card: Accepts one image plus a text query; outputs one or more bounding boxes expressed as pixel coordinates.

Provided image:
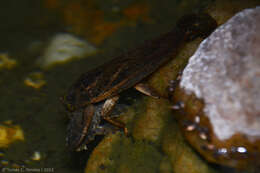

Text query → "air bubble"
[237,147,247,153]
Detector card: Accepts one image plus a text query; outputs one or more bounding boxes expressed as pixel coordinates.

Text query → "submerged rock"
[172,7,260,169]
[38,33,97,68]
[24,72,46,89]
[0,53,17,70]
[0,122,24,148]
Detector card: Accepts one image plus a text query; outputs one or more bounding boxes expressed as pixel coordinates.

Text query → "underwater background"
[0,0,259,173]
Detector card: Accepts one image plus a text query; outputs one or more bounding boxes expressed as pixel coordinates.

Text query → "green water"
[0,0,251,173]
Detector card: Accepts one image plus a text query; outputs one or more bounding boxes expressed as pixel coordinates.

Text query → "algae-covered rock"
[162,121,216,173]
[85,132,163,173]
[132,98,171,145]
[85,133,120,173]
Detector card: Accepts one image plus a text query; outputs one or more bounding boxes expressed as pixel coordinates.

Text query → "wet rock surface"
[172,6,260,169]
[181,7,260,141]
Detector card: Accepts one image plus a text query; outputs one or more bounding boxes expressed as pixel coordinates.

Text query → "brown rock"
[171,6,260,169]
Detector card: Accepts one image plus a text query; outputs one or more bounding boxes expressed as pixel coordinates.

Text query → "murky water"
[0,0,258,173]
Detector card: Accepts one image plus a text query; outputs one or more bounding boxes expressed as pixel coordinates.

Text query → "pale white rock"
[180,7,260,141]
[38,33,97,68]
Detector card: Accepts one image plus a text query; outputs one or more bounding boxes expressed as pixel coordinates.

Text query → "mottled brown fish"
[61,13,217,151]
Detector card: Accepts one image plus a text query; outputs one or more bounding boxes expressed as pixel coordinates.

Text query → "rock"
[162,120,216,173]
[171,6,260,169]
[30,151,41,161]
[181,6,260,142]
[132,98,171,145]
[38,33,97,68]
[0,121,24,148]
[0,53,17,70]
[85,132,164,173]
[24,72,46,89]
[85,133,120,173]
